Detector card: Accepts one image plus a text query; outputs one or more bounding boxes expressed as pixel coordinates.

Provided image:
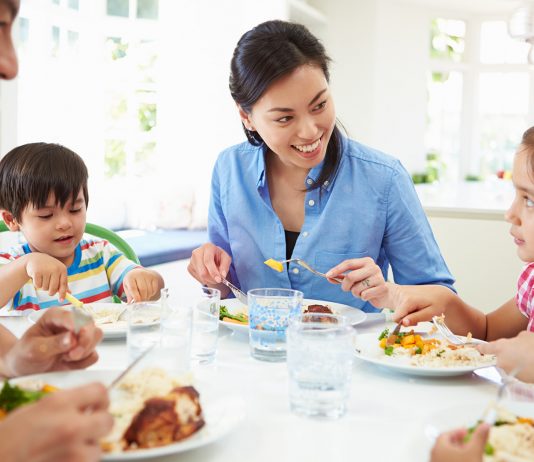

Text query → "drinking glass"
[191,287,221,364]
[127,300,162,362]
[287,313,355,419]
[159,288,193,373]
[248,288,303,362]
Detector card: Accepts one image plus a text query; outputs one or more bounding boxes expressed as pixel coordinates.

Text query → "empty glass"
[191,287,221,364]
[248,288,303,362]
[287,313,355,419]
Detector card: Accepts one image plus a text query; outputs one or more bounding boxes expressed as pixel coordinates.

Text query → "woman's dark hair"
[229,20,342,190]
[0,142,89,221]
[521,126,534,180]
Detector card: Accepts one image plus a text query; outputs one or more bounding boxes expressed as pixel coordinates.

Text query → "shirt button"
[302,231,309,237]
[292,268,299,274]
[306,178,313,185]
[324,180,329,186]
[308,199,315,207]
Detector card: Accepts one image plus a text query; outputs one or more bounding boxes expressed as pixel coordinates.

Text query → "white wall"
[157,0,289,227]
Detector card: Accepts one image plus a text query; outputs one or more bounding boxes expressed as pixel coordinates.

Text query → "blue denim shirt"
[208,137,455,313]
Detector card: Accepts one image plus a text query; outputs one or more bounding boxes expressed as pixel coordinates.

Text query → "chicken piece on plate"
[123,386,205,449]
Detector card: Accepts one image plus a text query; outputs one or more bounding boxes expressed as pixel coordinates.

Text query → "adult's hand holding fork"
[188,243,232,286]
[325,257,390,306]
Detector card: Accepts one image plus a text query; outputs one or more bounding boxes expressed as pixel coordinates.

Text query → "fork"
[220,277,248,305]
[267,258,344,283]
[432,315,477,346]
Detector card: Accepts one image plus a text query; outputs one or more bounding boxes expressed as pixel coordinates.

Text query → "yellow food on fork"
[264,258,284,272]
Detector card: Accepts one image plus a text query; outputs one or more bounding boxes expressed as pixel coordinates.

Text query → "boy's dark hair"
[0,142,89,221]
[229,20,342,191]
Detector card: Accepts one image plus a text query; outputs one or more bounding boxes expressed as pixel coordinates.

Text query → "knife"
[107,343,157,390]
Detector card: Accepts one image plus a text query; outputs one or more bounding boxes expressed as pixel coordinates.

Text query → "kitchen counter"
[415,180,514,220]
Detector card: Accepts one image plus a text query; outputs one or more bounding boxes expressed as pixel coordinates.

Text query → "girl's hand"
[325,257,390,307]
[25,253,69,301]
[123,268,164,302]
[188,243,232,285]
[430,423,490,462]
[477,331,534,383]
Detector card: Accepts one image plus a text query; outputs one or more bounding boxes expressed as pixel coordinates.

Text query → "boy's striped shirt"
[0,239,138,314]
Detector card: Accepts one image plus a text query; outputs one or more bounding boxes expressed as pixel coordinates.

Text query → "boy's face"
[15,191,87,266]
[506,149,534,262]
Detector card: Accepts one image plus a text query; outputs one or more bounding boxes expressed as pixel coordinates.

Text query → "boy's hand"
[25,253,69,301]
[123,268,163,302]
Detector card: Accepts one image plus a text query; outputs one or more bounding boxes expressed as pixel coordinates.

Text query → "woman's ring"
[362,278,371,288]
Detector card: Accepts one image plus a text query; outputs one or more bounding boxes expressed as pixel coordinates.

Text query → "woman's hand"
[477,331,534,383]
[0,382,113,462]
[25,253,69,302]
[3,307,102,378]
[123,268,164,302]
[325,257,390,307]
[188,243,232,285]
[430,423,489,462]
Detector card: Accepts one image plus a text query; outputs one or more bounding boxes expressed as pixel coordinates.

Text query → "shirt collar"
[255,142,343,192]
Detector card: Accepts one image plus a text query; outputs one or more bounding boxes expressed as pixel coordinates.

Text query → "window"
[107,0,129,18]
[426,17,534,181]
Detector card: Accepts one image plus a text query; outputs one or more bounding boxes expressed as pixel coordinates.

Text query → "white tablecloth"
[1,315,500,462]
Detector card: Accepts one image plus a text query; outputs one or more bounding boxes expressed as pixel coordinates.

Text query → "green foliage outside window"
[138,103,156,132]
[104,140,127,178]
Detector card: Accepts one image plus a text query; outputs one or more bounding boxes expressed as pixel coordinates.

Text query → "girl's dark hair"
[229,20,342,190]
[0,142,89,221]
[521,126,534,179]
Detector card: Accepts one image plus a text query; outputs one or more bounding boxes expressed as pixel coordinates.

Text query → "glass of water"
[160,288,193,373]
[127,300,162,362]
[248,288,303,362]
[287,313,355,419]
[191,287,220,364]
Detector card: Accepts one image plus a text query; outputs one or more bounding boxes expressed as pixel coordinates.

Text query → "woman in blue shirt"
[188,20,454,313]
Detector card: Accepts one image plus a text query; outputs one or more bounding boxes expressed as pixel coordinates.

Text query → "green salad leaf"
[219,306,248,323]
[0,381,46,412]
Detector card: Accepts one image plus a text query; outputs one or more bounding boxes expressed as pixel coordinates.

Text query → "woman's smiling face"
[241,64,336,171]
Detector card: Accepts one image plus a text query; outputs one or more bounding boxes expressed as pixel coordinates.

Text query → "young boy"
[0,142,164,312]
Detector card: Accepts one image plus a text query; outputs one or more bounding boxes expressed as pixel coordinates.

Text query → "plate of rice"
[354,327,496,376]
[10,368,246,460]
[424,400,534,461]
[28,303,130,339]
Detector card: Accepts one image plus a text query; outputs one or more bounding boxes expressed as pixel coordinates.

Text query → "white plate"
[11,369,246,461]
[28,303,128,339]
[421,400,534,460]
[219,298,367,334]
[354,331,496,377]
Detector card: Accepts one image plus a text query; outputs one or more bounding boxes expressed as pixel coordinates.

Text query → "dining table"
[1,313,505,462]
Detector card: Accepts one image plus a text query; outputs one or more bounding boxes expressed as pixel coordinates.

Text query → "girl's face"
[506,148,534,262]
[240,64,336,172]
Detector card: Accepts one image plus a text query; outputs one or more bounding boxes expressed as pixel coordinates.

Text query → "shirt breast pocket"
[311,251,369,303]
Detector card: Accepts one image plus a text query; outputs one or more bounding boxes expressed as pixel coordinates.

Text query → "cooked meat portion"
[304,304,333,314]
[123,386,205,449]
[303,304,337,323]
